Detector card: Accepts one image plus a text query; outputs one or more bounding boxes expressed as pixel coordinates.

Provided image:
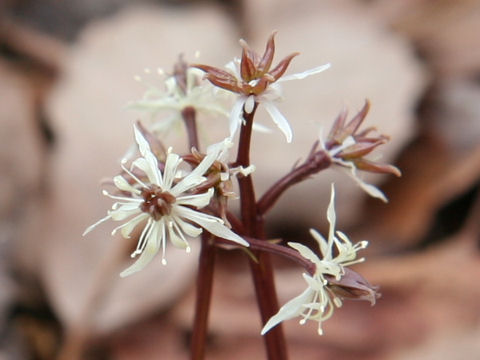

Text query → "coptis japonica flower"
[194,32,330,142]
[261,184,378,336]
[129,56,231,134]
[321,101,401,202]
[84,124,248,277]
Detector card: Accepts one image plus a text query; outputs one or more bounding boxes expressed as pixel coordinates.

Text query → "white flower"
[261,184,368,335]
[227,59,330,142]
[84,125,248,277]
[129,66,231,134]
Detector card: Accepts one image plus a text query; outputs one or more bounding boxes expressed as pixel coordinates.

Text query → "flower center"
[140,185,176,220]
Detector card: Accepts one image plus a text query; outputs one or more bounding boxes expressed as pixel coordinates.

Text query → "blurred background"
[1,0,480,359]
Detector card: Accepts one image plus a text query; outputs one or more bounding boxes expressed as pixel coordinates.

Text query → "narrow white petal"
[120,213,149,238]
[261,287,313,335]
[244,95,255,114]
[172,214,203,238]
[225,58,241,78]
[207,137,233,163]
[263,101,293,143]
[229,96,247,138]
[109,206,141,221]
[133,124,152,158]
[132,157,162,187]
[177,207,248,246]
[288,242,320,265]
[163,152,182,190]
[166,219,189,249]
[133,125,163,186]
[176,188,214,208]
[336,160,388,202]
[120,222,161,277]
[302,274,327,292]
[252,122,272,133]
[309,229,330,260]
[132,218,155,257]
[113,175,141,195]
[326,184,336,249]
[172,138,231,195]
[278,63,330,82]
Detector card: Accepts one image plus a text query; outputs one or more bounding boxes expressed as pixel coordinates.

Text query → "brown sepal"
[327,268,380,305]
[354,158,402,177]
[269,52,300,81]
[257,31,277,74]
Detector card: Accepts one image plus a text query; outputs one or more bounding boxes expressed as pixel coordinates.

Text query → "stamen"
[102,190,143,203]
[131,218,153,257]
[120,160,149,189]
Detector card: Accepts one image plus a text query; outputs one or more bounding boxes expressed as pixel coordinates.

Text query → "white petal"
[261,287,313,335]
[120,213,149,238]
[172,138,230,195]
[336,160,388,202]
[229,96,247,138]
[163,152,182,190]
[113,175,141,195]
[177,207,248,246]
[309,229,330,260]
[133,123,152,158]
[109,206,141,221]
[252,122,272,133]
[133,125,162,186]
[263,101,293,143]
[166,219,189,249]
[175,188,214,208]
[244,95,255,114]
[302,274,327,292]
[225,58,241,78]
[206,137,233,162]
[172,215,203,238]
[288,242,320,265]
[326,183,336,248]
[278,63,330,82]
[120,221,161,277]
[131,218,155,256]
[132,157,162,187]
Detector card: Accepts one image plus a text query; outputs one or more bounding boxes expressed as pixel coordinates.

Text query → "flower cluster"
[261,185,378,335]
[84,125,247,277]
[85,32,398,346]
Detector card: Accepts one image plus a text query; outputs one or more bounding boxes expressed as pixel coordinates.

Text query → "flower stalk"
[257,141,331,215]
[182,106,200,151]
[190,233,216,360]
[235,103,288,359]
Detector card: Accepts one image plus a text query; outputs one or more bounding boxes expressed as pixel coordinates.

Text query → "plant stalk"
[190,234,216,360]
[236,103,288,360]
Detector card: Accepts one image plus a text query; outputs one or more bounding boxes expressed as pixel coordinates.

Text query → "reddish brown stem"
[257,144,331,215]
[182,106,200,151]
[190,233,216,360]
[236,103,288,360]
